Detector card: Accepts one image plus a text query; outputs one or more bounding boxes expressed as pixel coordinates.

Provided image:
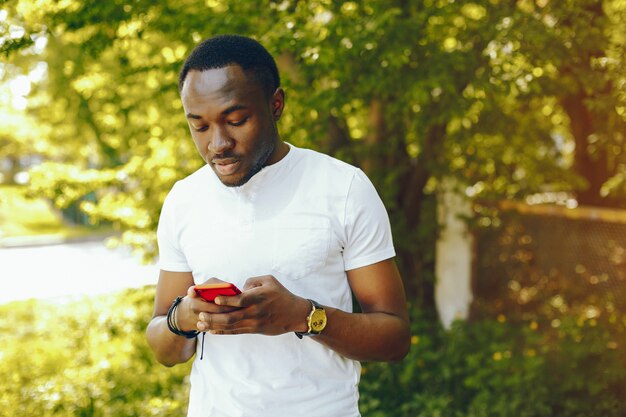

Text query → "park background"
[1,0,626,415]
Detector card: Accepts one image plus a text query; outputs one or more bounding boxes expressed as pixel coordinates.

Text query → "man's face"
[180,65,284,187]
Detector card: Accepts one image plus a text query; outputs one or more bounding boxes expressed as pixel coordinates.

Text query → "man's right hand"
[175,278,242,333]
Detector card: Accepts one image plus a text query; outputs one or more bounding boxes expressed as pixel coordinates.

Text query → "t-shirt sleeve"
[157,184,192,272]
[342,169,396,271]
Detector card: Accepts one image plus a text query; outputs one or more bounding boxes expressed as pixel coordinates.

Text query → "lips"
[212,158,241,176]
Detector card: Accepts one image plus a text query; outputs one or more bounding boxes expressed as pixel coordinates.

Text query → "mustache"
[212,151,241,161]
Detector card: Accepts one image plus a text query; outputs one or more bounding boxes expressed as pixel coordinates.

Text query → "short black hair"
[178,34,280,97]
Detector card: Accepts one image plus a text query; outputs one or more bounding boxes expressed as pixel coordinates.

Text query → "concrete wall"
[435,179,473,329]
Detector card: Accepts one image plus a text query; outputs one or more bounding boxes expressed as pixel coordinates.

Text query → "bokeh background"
[1,0,626,415]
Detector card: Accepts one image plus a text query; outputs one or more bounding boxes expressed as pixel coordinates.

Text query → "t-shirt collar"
[207,142,296,199]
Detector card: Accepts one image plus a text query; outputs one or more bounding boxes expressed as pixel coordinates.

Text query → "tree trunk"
[360,99,386,175]
[560,92,614,207]
[323,98,445,317]
[397,122,446,313]
[557,1,616,207]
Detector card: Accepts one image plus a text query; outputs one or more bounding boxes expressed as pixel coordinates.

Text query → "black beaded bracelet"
[166,296,200,339]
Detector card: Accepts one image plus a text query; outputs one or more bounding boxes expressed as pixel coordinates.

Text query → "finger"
[214,293,248,308]
[209,320,256,335]
[210,327,252,335]
[216,288,264,308]
[242,275,270,291]
[197,303,237,314]
[202,310,248,331]
[197,311,214,332]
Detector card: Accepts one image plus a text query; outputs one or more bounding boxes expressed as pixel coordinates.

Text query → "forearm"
[187,270,410,361]
[146,315,197,367]
[311,307,411,362]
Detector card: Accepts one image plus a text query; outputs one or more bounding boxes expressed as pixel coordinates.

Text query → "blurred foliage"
[0,184,105,242]
[1,0,625,314]
[472,207,626,322]
[0,287,191,417]
[0,184,70,238]
[361,308,626,417]
[452,206,626,416]
[1,288,624,416]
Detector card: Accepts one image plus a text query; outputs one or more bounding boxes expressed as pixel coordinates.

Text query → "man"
[146,34,410,417]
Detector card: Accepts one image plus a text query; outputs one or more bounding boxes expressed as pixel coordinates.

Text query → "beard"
[223,136,276,188]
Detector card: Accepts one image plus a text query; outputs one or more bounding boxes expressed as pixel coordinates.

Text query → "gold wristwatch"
[295,299,327,339]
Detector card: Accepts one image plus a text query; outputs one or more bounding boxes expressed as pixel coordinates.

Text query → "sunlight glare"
[9,75,31,96]
[29,61,48,82]
[34,35,48,53]
[12,96,27,110]
[9,25,25,39]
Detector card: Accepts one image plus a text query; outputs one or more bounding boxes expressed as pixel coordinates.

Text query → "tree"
[0,102,47,184]
[3,0,622,317]
[498,0,626,207]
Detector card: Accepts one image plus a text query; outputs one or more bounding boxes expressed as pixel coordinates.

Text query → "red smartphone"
[194,282,241,302]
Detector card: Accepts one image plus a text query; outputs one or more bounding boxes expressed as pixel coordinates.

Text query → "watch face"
[310,309,327,332]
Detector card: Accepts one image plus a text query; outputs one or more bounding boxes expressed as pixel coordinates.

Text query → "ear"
[270,88,285,120]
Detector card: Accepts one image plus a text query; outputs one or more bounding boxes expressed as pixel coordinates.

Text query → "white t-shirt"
[157,144,395,417]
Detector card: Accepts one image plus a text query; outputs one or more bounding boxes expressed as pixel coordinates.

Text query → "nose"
[207,126,234,155]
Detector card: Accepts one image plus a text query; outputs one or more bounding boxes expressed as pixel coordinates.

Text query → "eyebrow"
[186,104,248,120]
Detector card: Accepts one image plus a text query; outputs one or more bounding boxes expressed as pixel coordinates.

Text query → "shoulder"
[163,165,213,207]
[290,145,361,182]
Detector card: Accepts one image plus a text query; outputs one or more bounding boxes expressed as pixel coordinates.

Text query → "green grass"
[0,185,105,244]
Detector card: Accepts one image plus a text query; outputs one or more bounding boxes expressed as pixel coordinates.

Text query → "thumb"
[187,285,199,298]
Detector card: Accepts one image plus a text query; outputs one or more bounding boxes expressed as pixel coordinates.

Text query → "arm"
[192,170,409,360]
[146,270,197,367]
[310,169,409,360]
[201,258,410,362]
[146,271,238,366]
[310,258,410,362]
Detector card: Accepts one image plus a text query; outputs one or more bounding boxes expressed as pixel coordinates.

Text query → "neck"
[266,140,289,166]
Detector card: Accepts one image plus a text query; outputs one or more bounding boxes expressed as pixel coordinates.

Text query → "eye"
[193,125,208,132]
[228,117,249,127]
